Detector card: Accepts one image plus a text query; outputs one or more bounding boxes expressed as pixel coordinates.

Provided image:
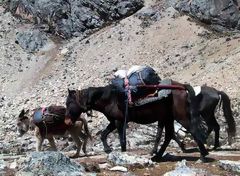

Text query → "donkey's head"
[17,109,32,137]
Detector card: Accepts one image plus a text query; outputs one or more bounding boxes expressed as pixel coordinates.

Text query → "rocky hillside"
[0,0,240,175]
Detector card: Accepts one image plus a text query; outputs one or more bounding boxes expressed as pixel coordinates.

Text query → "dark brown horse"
[65,82,209,161]
[162,85,236,152]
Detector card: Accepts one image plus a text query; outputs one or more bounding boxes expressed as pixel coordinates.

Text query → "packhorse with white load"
[65,65,211,162]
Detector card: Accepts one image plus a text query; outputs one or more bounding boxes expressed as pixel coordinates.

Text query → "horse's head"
[17,109,32,137]
[65,87,108,125]
[65,88,89,125]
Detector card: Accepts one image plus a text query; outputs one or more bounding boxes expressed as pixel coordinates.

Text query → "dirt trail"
[73,149,240,176]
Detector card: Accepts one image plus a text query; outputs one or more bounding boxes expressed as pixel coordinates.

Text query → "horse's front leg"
[151,122,164,155]
[115,120,127,152]
[100,121,116,153]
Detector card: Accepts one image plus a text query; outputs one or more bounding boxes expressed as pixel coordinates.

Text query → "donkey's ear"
[25,109,30,115]
[68,88,71,94]
[19,109,25,118]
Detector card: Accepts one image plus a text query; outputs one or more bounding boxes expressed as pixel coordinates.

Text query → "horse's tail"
[80,117,92,140]
[218,91,236,141]
[184,84,208,144]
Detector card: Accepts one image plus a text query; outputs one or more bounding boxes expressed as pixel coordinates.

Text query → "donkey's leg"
[35,129,43,152]
[69,130,82,158]
[151,121,174,162]
[151,122,164,155]
[47,136,57,151]
[115,120,127,152]
[101,121,116,153]
[79,131,88,155]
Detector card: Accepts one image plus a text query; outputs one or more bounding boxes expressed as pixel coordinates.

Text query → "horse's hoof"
[121,148,127,152]
[180,144,186,152]
[212,146,219,151]
[151,155,162,162]
[150,150,157,156]
[69,154,79,158]
[104,148,112,154]
[213,144,220,150]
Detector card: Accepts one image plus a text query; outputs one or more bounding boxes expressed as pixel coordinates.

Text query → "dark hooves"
[104,148,112,154]
[69,154,79,158]
[150,150,157,156]
[151,155,162,162]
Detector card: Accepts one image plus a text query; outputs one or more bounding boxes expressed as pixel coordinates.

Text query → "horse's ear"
[68,88,71,94]
[19,109,25,118]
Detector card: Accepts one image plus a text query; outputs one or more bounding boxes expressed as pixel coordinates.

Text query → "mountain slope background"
[0,0,240,175]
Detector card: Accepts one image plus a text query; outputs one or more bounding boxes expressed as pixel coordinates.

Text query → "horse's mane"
[48,105,66,117]
[74,85,120,110]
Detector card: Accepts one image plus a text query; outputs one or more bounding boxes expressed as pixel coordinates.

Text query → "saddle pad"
[134,96,164,106]
[133,79,172,106]
[157,79,172,98]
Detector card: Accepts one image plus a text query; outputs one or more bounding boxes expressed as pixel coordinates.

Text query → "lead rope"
[43,121,48,138]
[123,75,131,144]
[41,107,48,138]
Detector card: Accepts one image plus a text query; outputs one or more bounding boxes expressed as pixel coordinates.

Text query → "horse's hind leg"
[101,121,116,153]
[151,123,164,155]
[212,117,220,150]
[194,137,209,162]
[151,121,174,162]
[173,133,186,152]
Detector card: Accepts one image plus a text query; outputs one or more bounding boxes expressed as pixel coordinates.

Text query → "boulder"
[15,29,50,52]
[164,160,211,176]
[16,151,85,176]
[219,160,240,173]
[107,151,152,166]
[173,0,240,32]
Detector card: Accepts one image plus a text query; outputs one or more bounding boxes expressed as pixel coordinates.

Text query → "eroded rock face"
[9,0,144,39]
[15,29,51,52]
[173,0,240,32]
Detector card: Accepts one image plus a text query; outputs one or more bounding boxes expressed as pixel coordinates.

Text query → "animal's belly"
[129,113,160,124]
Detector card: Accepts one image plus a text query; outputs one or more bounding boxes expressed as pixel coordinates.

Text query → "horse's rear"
[201,85,236,145]
[171,81,190,130]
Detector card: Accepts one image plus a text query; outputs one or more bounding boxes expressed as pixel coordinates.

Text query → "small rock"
[61,48,69,55]
[219,160,240,173]
[109,166,127,172]
[99,163,111,170]
[164,160,210,176]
